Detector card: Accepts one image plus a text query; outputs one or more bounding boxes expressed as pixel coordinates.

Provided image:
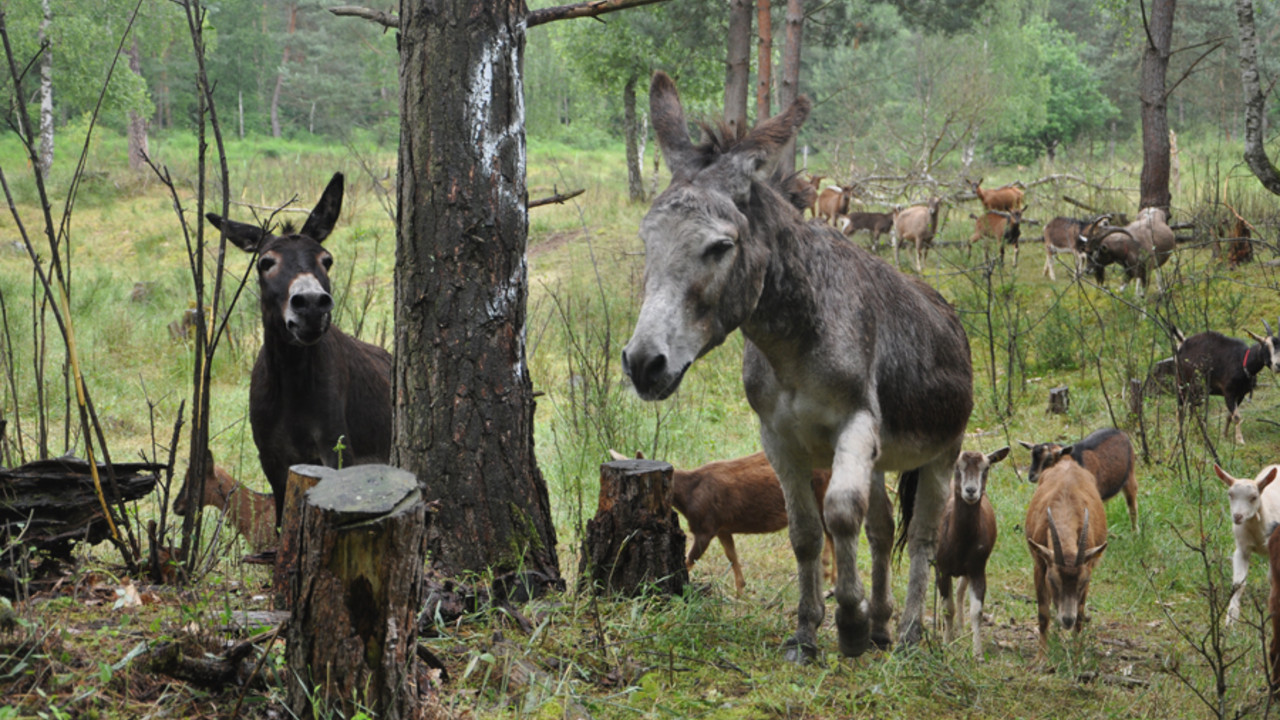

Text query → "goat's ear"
[988,447,1010,465]
[649,72,701,181]
[1058,445,1074,458]
[299,172,344,243]
[1027,539,1055,564]
[1214,463,1237,488]
[1259,467,1278,493]
[1082,542,1108,562]
[607,449,629,462]
[206,213,268,253]
[1018,440,1035,450]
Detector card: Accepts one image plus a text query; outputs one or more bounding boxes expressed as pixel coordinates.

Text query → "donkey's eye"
[704,238,735,260]
[320,255,333,271]
[258,256,276,273]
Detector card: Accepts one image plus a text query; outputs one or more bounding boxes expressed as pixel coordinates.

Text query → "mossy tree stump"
[285,464,427,720]
[579,459,687,597]
[274,464,331,604]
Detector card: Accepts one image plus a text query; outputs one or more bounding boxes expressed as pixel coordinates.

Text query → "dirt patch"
[529,229,586,259]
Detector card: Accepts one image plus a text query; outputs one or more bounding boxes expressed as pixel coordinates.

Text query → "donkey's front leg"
[898,451,954,648]
[826,412,880,658]
[763,439,826,663]
[864,472,895,649]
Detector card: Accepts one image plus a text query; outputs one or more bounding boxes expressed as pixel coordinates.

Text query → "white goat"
[1216,463,1280,625]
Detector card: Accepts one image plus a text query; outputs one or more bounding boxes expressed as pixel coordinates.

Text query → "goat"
[816,184,856,226]
[1173,321,1280,445]
[609,450,834,594]
[1268,524,1280,692]
[967,207,1026,265]
[1084,208,1176,297]
[1019,428,1138,530]
[1041,214,1111,281]
[839,211,895,250]
[893,197,942,272]
[967,177,1024,212]
[934,447,1009,658]
[802,174,825,217]
[1216,463,1280,625]
[1025,455,1108,652]
[174,454,277,552]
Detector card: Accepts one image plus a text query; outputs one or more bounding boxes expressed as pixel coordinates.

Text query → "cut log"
[273,464,332,605]
[579,459,687,597]
[286,464,427,720]
[1048,386,1070,415]
[0,456,162,559]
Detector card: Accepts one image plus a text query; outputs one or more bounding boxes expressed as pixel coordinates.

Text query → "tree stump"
[579,459,687,597]
[1128,378,1144,417]
[273,465,331,605]
[1048,386,1070,414]
[285,464,427,720]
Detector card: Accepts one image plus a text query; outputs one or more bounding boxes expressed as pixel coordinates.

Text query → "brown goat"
[1084,207,1176,297]
[1020,428,1138,530]
[935,447,1009,658]
[893,197,942,272]
[840,211,895,250]
[802,174,826,217]
[1025,455,1108,653]
[967,207,1027,265]
[610,450,833,594]
[1041,215,1111,281]
[816,184,856,226]
[968,177,1024,212]
[174,454,277,552]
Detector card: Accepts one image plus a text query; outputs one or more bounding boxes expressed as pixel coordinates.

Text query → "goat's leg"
[955,576,969,629]
[685,531,714,571]
[762,437,826,663]
[717,533,746,595]
[1043,249,1055,280]
[864,473,894,648]
[899,452,953,649]
[1035,561,1051,655]
[968,573,986,659]
[1123,474,1139,531]
[1227,546,1249,626]
[938,572,955,643]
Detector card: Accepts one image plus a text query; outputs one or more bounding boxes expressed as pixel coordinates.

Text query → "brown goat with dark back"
[1020,428,1138,530]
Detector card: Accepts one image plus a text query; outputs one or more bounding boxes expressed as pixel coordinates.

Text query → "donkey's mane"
[691,120,813,213]
[279,220,298,235]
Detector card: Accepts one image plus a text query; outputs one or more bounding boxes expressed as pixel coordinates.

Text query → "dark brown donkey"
[205,173,391,524]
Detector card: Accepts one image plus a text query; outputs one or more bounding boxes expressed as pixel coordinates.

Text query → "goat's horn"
[1046,507,1066,566]
[1267,318,1275,337]
[1076,509,1090,566]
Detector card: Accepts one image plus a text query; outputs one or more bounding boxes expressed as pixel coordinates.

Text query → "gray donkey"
[621,73,974,661]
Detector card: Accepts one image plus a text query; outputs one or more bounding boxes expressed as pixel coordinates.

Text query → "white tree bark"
[37,0,53,175]
[1236,0,1280,194]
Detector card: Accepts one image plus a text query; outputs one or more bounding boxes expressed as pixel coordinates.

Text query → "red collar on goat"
[1244,347,1250,369]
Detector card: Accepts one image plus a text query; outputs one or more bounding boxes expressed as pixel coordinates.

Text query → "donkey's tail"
[892,469,920,563]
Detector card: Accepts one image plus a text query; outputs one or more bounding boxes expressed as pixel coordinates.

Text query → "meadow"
[4,124,1280,718]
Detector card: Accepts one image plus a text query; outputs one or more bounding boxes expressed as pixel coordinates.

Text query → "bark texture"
[126,37,149,172]
[1139,0,1175,211]
[724,0,752,138]
[270,3,297,139]
[286,465,426,720]
[395,0,560,582]
[1235,0,1280,194]
[273,464,330,604]
[624,74,644,202]
[37,0,52,175]
[579,459,687,597]
[756,0,773,122]
[777,0,804,176]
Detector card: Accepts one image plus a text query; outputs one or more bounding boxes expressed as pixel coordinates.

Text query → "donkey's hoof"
[896,619,923,650]
[835,605,871,657]
[870,632,892,651]
[782,637,820,664]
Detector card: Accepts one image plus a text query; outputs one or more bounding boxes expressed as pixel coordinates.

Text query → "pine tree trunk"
[724,0,752,137]
[37,0,52,175]
[126,38,149,172]
[394,0,560,583]
[756,0,773,122]
[777,0,804,176]
[624,75,644,202]
[1235,0,1280,194]
[1139,0,1174,212]
[270,3,297,139]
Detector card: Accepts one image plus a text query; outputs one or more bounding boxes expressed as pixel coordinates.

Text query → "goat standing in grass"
[967,177,1023,212]
[967,207,1026,265]
[934,447,1008,658]
[893,197,942,272]
[174,453,277,552]
[1020,428,1138,530]
[1025,455,1108,653]
[1174,322,1280,445]
[1216,463,1280,625]
[1040,214,1111,280]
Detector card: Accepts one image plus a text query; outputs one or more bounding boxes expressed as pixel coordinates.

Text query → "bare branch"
[528,188,585,209]
[528,0,668,27]
[329,5,399,29]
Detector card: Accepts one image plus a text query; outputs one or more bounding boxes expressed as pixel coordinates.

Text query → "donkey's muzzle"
[286,290,333,345]
[622,347,684,401]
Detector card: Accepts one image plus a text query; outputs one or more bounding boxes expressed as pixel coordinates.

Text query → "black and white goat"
[934,447,1009,658]
[1174,321,1280,445]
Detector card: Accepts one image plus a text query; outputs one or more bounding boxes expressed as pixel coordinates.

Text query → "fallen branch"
[329,5,399,29]
[529,188,585,209]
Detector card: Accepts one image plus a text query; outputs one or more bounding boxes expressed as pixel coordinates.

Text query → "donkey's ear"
[650,72,701,181]
[713,95,812,204]
[206,212,268,253]
[300,172,344,243]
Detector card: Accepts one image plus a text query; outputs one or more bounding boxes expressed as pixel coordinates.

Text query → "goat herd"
[806,172,1178,297]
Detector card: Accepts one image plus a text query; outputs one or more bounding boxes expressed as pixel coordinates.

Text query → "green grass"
[5,129,1280,718]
